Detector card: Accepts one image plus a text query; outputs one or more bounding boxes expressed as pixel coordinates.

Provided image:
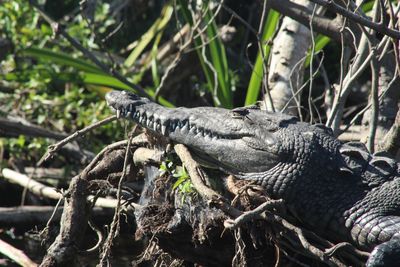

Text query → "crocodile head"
[106,91,327,178]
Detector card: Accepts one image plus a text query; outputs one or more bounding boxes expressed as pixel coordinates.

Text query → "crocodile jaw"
[106,90,281,175]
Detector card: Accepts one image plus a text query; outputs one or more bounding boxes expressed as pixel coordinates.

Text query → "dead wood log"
[1,168,124,208]
[0,206,113,228]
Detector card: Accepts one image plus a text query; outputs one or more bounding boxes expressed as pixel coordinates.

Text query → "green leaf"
[304,35,331,67]
[204,10,232,108]
[150,32,163,87]
[173,175,187,190]
[82,73,132,90]
[178,0,233,108]
[124,2,173,67]
[245,10,280,106]
[22,47,104,74]
[82,73,175,107]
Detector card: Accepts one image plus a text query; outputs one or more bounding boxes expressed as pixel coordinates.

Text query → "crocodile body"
[106,90,400,266]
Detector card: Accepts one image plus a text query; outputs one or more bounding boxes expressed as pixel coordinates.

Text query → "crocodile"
[106,90,400,266]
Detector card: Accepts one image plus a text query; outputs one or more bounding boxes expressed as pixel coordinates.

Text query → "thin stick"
[224,199,284,230]
[99,134,133,265]
[308,4,318,123]
[308,0,400,39]
[367,49,379,153]
[38,115,117,166]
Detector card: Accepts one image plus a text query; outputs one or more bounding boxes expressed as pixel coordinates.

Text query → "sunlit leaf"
[245,10,279,106]
[124,2,173,67]
[22,47,104,74]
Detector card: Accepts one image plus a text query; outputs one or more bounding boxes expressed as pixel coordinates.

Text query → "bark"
[0,206,112,228]
[328,26,371,135]
[361,51,400,152]
[265,0,314,115]
[40,177,90,267]
[268,0,353,44]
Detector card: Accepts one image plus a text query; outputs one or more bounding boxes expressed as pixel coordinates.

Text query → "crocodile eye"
[231,108,249,119]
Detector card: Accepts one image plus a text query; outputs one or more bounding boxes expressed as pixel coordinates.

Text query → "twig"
[367,49,379,153]
[308,0,400,39]
[224,199,284,230]
[279,247,310,267]
[0,206,63,227]
[85,219,103,253]
[271,215,347,267]
[325,242,370,259]
[258,0,275,112]
[339,72,399,135]
[0,206,112,228]
[133,147,164,165]
[283,51,325,113]
[38,115,117,166]
[99,134,133,265]
[0,238,37,267]
[80,134,148,179]
[23,167,73,180]
[154,23,195,101]
[326,21,392,134]
[308,3,318,123]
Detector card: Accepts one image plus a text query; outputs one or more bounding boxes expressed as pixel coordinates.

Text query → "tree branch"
[308,0,400,39]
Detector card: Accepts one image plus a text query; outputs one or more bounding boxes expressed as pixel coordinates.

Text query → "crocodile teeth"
[180,121,188,132]
[161,125,167,135]
[147,119,154,129]
[155,121,161,132]
[198,128,204,136]
[140,114,147,124]
[169,121,176,131]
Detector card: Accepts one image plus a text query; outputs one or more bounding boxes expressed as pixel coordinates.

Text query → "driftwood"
[0,238,37,267]
[1,168,126,209]
[0,206,113,228]
[24,167,73,180]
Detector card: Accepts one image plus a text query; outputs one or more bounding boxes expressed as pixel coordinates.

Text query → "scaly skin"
[106,90,400,266]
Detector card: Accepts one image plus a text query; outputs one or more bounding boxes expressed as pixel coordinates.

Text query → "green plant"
[178,0,233,108]
[160,159,195,202]
[245,9,279,106]
[0,0,128,162]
